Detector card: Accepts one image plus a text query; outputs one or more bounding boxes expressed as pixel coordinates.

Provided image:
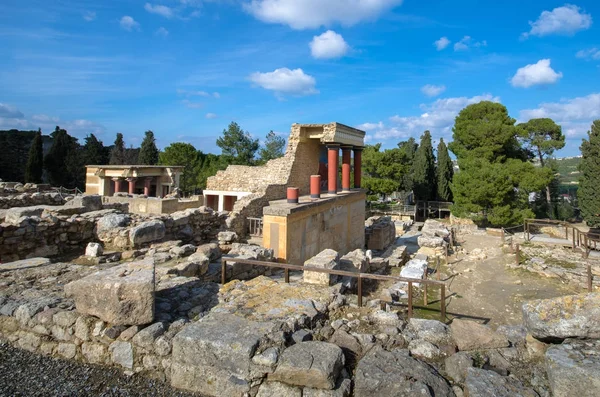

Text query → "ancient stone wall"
[0,192,69,209]
[102,196,203,215]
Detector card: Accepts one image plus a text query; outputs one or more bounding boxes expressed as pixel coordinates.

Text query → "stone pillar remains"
[327,144,340,195]
[127,178,137,195]
[310,175,321,199]
[287,187,299,204]
[113,178,122,193]
[341,146,352,192]
[144,177,153,196]
[353,147,363,189]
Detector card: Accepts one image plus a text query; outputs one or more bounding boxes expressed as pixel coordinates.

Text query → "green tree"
[449,102,552,226]
[518,118,565,216]
[216,122,259,165]
[258,130,286,164]
[362,144,410,199]
[138,130,159,165]
[398,137,418,191]
[197,153,227,190]
[436,138,453,202]
[109,133,126,165]
[82,134,108,166]
[579,120,600,227]
[159,142,202,193]
[412,131,436,201]
[44,126,83,188]
[25,129,44,183]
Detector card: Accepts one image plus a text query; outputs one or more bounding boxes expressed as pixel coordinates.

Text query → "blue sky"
[0,0,599,156]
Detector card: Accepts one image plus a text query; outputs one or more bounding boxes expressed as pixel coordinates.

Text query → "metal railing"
[524,218,600,259]
[220,257,447,321]
[248,217,263,237]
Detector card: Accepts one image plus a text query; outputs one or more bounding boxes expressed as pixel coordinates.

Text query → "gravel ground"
[0,342,202,397]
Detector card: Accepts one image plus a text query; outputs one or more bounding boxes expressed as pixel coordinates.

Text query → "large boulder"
[304,249,340,286]
[96,213,130,234]
[4,205,48,225]
[450,319,509,351]
[338,249,368,288]
[545,339,600,397]
[365,216,396,251]
[418,219,450,248]
[270,341,345,390]
[171,312,275,397]
[64,259,155,326]
[64,195,102,212]
[129,220,166,247]
[354,346,455,397]
[464,367,538,397]
[522,293,600,342]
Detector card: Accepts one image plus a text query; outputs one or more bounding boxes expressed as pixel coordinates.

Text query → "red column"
[341,146,352,192]
[353,147,363,189]
[144,177,152,196]
[113,178,122,193]
[127,178,137,194]
[310,175,321,199]
[327,144,339,195]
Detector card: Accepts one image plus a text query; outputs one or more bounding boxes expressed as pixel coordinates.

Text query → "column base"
[328,190,337,195]
[310,194,320,199]
[287,199,299,204]
[342,189,351,192]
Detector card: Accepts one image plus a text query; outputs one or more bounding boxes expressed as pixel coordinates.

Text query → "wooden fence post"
[588,263,593,292]
[357,276,363,307]
[423,270,428,306]
[407,281,413,318]
[515,244,520,265]
[221,258,227,285]
[440,284,446,322]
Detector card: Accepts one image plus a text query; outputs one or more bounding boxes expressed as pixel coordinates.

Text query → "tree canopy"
[217,122,259,165]
[109,133,126,165]
[362,143,411,199]
[258,130,286,164]
[82,134,109,166]
[44,126,83,188]
[579,120,600,227]
[436,138,453,202]
[412,131,437,201]
[138,130,159,165]
[159,142,202,193]
[25,130,43,183]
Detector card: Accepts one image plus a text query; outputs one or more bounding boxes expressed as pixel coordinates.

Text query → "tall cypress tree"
[25,129,44,183]
[579,120,600,227]
[82,134,108,165]
[436,138,453,202]
[109,133,126,165]
[44,126,79,187]
[412,130,437,201]
[138,130,159,165]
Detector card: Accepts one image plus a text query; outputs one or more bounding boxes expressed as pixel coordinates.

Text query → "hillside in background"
[554,156,582,194]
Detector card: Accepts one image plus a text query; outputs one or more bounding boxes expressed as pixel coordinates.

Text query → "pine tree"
[436,138,453,202]
[109,133,126,165]
[25,129,44,183]
[258,130,286,163]
[138,130,159,165]
[217,122,259,165]
[82,134,108,166]
[44,126,80,187]
[398,137,418,192]
[579,120,600,227]
[412,131,436,201]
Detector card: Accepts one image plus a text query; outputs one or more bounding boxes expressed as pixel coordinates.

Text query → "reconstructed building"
[85,165,183,197]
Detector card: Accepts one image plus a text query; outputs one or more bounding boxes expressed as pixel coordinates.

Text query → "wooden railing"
[247,217,263,237]
[220,257,447,321]
[524,218,600,259]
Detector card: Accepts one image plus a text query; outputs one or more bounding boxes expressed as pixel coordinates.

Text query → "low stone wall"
[0,192,70,209]
[102,196,203,215]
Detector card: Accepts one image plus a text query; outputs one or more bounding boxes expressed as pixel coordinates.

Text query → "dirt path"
[442,233,579,328]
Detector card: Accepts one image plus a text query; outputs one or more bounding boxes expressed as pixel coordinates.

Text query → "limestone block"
[5,205,48,225]
[64,195,103,212]
[57,343,77,359]
[464,367,537,397]
[109,341,134,369]
[303,378,352,397]
[270,341,345,390]
[545,340,600,397]
[96,213,130,234]
[444,352,473,384]
[85,242,103,257]
[0,257,50,271]
[256,381,301,397]
[132,322,165,350]
[450,319,509,351]
[64,259,155,326]
[304,249,340,286]
[129,220,166,247]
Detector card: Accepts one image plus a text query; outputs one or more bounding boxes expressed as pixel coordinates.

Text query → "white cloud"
[523,4,592,38]
[31,114,59,123]
[310,30,350,59]
[421,84,446,97]
[356,121,384,131]
[156,27,169,37]
[363,94,500,142]
[520,93,600,139]
[249,67,318,96]
[205,113,218,119]
[453,36,486,51]
[244,0,404,29]
[144,3,175,18]
[0,103,25,119]
[434,37,450,51]
[83,11,96,22]
[576,48,600,60]
[510,59,563,88]
[213,92,220,99]
[181,100,203,109]
[120,16,140,31]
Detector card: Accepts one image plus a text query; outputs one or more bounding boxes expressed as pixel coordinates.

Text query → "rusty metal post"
[437,256,441,280]
[445,245,449,266]
[588,263,593,292]
[285,268,290,283]
[357,276,363,307]
[440,284,446,322]
[573,228,576,251]
[407,281,413,318]
[515,244,520,265]
[423,269,428,306]
[221,258,226,285]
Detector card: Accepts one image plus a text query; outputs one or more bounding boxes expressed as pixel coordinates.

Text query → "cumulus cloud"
[523,4,592,38]
[83,11,96,22]
[205,113,218,119]
[453,36,487,51]
[145,3,175,18]
[510,59,563,88]
[0,103,25,119]
[310,30,350,59]
[249,68,318,96]
[421,84,446,97]
[362,94,500,142]
[243,0,404,29]
[576,48,600,60]
[434,37,450,51]
[120,16,140,31]
[520,93,600,139]
[155,27,169,37]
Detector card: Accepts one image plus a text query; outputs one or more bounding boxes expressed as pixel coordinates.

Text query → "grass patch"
[543,257,577,269]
